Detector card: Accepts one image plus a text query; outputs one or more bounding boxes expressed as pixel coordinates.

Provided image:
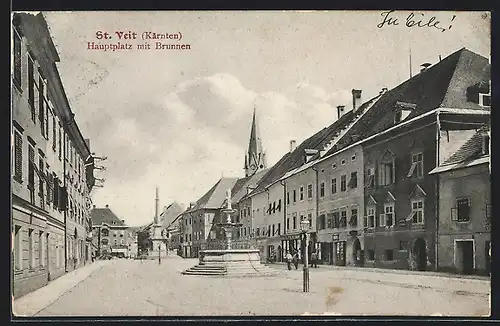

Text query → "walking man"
[311,250,318,268]
[286,251,293,270]
[293,251,299,270]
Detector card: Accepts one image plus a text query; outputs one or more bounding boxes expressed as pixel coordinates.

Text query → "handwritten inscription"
[377,10,456,32]
[89,30,191,51]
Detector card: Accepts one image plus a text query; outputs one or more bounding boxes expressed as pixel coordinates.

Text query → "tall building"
[91,205,132,258]
[11,12,95,298]
[244,107,267,177]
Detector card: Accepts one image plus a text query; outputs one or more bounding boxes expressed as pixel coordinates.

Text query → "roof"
[160,202,184,229]
[231,168,270,203]
[250,93,381,195]
[91,207,126,226]
[328,48,490,155]
[443,125,490,165]
[189,177,239,211]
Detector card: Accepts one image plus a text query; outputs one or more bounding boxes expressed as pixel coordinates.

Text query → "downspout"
[265,188,270,261]
[435,110,441,271]
[63,127,67,273]
[312,166,319,254]
[280,180,286,261]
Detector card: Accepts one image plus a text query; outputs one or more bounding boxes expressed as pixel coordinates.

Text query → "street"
[14,258,490,317]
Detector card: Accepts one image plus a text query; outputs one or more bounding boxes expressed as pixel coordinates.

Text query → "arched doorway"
[352,238,363,267]
[413,238,427,271]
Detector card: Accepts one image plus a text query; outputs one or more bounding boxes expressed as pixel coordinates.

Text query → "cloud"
[75,72,350,226]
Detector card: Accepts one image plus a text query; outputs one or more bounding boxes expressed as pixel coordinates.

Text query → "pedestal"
[147,224,168,259]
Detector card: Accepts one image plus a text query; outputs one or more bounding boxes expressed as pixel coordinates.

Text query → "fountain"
[182,188,281,277]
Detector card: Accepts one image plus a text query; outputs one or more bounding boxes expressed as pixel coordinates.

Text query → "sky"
[40,10,490,227]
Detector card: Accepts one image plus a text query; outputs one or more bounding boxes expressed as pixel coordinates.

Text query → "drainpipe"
[63,128,68,273]
[280,180,287,259]
[435,111,441,271]
[312,167,319,254]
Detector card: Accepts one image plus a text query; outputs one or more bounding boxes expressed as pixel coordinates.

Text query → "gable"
[409,184,427,199]
[380,149,395,163]
[385,191,396,203]
[366,195,377,206]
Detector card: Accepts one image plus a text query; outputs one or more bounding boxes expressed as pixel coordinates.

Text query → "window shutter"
[451,207,458,221]
[14,132,23,179]
[379,213,386,227]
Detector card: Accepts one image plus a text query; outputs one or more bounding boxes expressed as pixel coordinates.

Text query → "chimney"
[337,105,345,118]
[352,89,362,112]
[420,63,432,72]
[289,140,297,153]
[93,205,96,209]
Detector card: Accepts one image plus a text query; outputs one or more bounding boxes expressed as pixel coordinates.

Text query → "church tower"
[244,106,267,177]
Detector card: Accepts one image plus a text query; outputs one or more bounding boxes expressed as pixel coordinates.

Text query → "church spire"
[245,104,267,177]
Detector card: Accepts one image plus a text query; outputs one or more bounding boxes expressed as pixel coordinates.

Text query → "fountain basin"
[182,249,281,277]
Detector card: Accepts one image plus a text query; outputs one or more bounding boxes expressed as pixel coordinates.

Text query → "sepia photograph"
[10,10,491,317]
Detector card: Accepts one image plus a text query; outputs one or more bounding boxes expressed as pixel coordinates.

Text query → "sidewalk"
[13,259,114,317]
[267,262,491,281]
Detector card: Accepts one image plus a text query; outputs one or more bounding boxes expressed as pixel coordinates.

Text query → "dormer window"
[394,101,416,124]
[479,81,491,108]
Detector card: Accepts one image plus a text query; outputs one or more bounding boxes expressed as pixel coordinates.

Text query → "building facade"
[91,206,131,258]
[431,126,491,275]
[11,13,95,298]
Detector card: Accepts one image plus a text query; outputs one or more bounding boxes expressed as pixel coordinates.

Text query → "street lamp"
[300,219,310,292]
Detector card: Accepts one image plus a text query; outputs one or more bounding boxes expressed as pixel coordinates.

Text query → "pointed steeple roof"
[245,105,267,177]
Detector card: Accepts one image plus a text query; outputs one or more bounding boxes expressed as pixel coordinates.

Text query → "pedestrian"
[293,251,299,270]
[286,251,293,270]
[311,250,318,268]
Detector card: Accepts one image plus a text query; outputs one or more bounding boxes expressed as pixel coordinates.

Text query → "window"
[367,250,375,261]
[351,154,356,162]
[341,159,346,165]
[38,72,45,136]
[28,142,35,203]
[333,211,340,228]
[28,54,35,120]
[326,212,333,229]
[286,192,290,205]
[293,189,297,203]
[58,126,62,159]
[455,198,471,222]
[348,172,358,189]
[13,29,22,89]
[399,240,408,251]
[114,239,118,246]
[379,155,395,185]
[39,231,45,267]
[408,152,424,178]
[340,209,347,228]
[28,228,35,268]
[121,239,125,245]
[38,153,45,209]
[293,213,297,229]
[320,182,325,197]
[307,184,313,199]
[318,214,326,230]
[365,167,375,188]
[52,115,57,151]
[350,207,358,227]
[272,224,275,236]
[332,162,337,170]
[14,225,22,270]
[340,175,347,192]
[299,186,304,201]
[411,199,424,224]
[331,178,337,194]
[384,204,395,227]
[367,207,375,228]
[286,217,290,230]
[101,228,109,236]
[13,127,23,182]
[384,249,394,261]
[307,213,312,229]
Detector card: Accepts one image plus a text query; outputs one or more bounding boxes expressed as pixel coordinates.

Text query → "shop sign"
[282,233,301,241]
[332,234,339,241]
